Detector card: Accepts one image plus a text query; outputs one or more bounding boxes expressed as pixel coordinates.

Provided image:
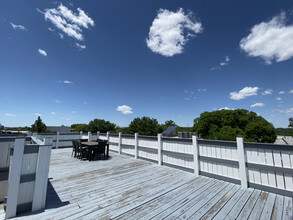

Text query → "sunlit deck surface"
[8,148,293,220]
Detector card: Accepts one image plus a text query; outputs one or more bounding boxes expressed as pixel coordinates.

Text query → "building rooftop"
[4,148,292,220]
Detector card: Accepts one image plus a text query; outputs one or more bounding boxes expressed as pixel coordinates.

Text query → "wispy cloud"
[289,89,293,94]
[210,56,230,71]
[278,108,293,114]
[276,97,282,101]
[261,89,273,95]
[39,4,94,41]
[251,102,265,108]
[278,91,285,94]
[55,99,62,103]
[116,105,133,114]
[184,90,196,100]
[240,12,293,64]
[58,80,73,84]
[230,87,259,100]
[146,8,203,57]
[10,22,27,31]
[51,112,56,115]
[198,88,207,92]
[38,48,47,56]
[76,43,86,50]
[71,111,77,114]
[5,113,16,117]
[35,113,42,116]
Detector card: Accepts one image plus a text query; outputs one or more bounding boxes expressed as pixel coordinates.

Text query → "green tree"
[31,116,47,133]
[192,109,276,143]
[245,118,277,143]
[289,118,293,127]
[71,124,89,132]
[128,117,162,136]
[88,119,116,133]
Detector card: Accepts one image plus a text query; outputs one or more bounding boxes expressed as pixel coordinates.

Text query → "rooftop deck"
[3,148,293,220]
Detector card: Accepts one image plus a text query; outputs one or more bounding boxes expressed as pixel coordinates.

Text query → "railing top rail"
[121,134,134,138]
[0,137,31,142]
[162,137,192,143]
[198,139,237,148]
[138,135,157,141]
[245,142,293,151]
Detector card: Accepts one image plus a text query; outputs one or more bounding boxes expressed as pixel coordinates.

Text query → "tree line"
[9,110,293,143]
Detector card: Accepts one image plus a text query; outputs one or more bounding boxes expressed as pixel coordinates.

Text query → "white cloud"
[64,80,73,84]
[51,112,56,115]
[278,108,293,113]
[55,99,62,103]
[240,12,293,64]
[41,4,94,41]
[219,107,231,110]
[116,105,133,114]
[38,49,47,56]
[66,117,71,120]
[210,56,230,71]
[59,33,64,39]
[276,97,282,101]
[230,87,259,100]
[289,89,293,94]
[35,113,42,116]
[10,22,27,31]
[251,103,265,108]
[198,88,207,92]
[71,111,77,114]
[48,27,54,32]
[5,113,16,117]
[146,8,202,57]
[261,89,273,95]
[76,43,86,50]
[278,91,285,94]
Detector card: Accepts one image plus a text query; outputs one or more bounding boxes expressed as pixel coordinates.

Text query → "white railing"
[12,131,293,197]
[3,137,53,218]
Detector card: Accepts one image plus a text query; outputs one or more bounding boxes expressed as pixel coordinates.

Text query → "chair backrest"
[72,140,77,150]
[96,141,106,154]
[80,139,88,142]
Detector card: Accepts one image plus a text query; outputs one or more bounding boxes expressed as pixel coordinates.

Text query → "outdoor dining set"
[71,139,109,161]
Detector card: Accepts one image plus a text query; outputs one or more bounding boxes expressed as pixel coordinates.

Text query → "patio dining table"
[81,141,109,161]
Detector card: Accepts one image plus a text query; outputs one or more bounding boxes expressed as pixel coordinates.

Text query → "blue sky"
[1,0,293,128]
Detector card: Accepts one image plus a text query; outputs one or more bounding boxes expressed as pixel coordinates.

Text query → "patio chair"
[93,141,107,160]
[71,140,78,157]
[77,141,90,160]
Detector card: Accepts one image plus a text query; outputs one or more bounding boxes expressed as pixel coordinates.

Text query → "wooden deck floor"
[7,148,293,220]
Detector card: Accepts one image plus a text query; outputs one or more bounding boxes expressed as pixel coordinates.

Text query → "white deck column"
[192,135,199,176]
[97,131,100,140]
[118,132,122,154]
[56,131,60,149]
[237,136,248,189]
[5,138,25,219]
[88,132,92,142]
[158,134,162,166]
[134,133,138,159]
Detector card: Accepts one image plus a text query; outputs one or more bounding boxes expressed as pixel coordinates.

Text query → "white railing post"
[158,134,162,166]
[97,131,100,140]
[5,138,25,219]
[56,131,60,149]
[192,135,199,176]
[106,132,110,142]
[32,138,53,212]
[118,132,122,154]
[135,133,138,159]
[237,136,248,189]
[80,131,82,139]
[88,131,92,142]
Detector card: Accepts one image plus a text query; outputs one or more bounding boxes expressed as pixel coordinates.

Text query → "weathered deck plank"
[8,148,292,220]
